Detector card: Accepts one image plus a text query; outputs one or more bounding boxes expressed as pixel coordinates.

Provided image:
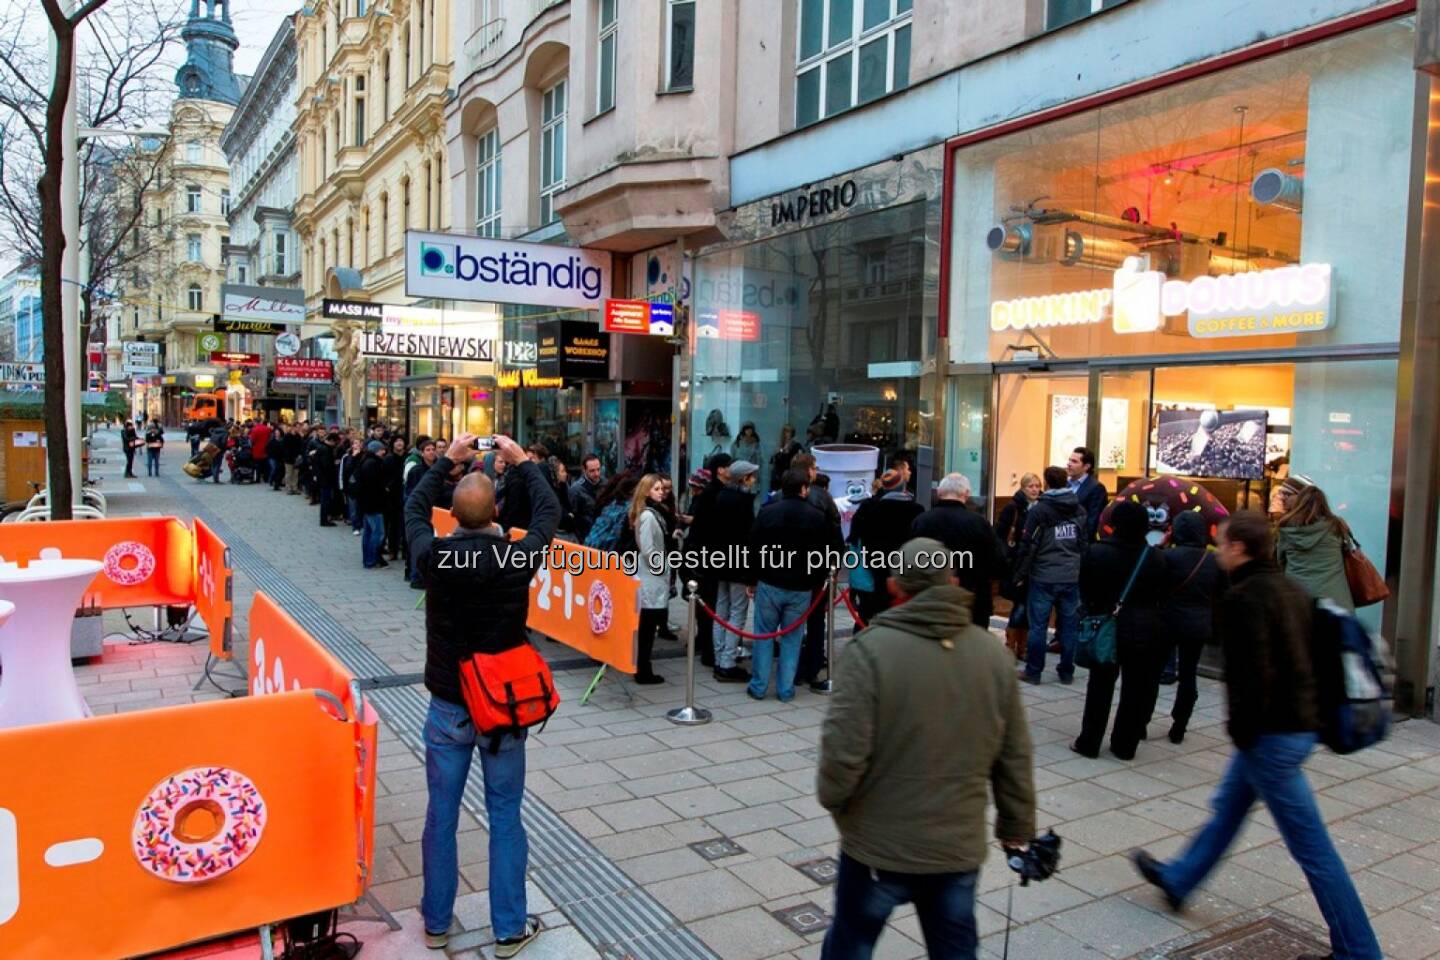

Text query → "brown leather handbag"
[1342,533,1389,607]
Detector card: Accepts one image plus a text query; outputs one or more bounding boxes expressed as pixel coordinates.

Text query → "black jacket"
[910,500,1005,626]
[569,476,602,540]
[686,481,725,553]
[407,458,559,705]
[747,494,845,591]
[995,490,1032,555]
[355,453,387,514]
[711,485,758,581]
[1073,475,1108,542]
[498,462,541,530]
[312,442,340,492]
[1217,559,1320,750]
[383,452,405,505]
[1014,491,1087,586]
[847,493,925,592]
[1160,512,1224,646]
[1079,540,1169,657]
[281,432,303,463]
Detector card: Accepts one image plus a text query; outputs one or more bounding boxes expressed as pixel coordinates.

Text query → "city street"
[83,431,1440,960]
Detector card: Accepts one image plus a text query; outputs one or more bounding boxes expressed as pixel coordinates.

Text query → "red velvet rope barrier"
[696,587,829,641]
[840,588,867,629]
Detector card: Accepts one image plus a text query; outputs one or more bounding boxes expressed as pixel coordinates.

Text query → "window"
[186,185,201,213]
[354,74,367,145]
[188,284,203,311]
[220,189,231,217]
[423,161,433,230]
[403,25,412,86]
[357,0,366,14]
[418,0,426,70]
[382,53,391,118]
[380,195,389,256]
[475,127,501,237]
[795,0,911,127]
[666,0,696,90]
[274,231,288,275]
[402,177,411,229]
[539,79,567,225]
[596,0,618,113]
[153,207,162,226]
[187,233,202,262]
[237,265,248,284]
[1046,0,1126,30]
[186,140,201,163]
[333,110,341,160]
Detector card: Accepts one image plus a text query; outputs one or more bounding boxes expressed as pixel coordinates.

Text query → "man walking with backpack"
[406,433,557,956]
[1130,511,1381,960]
[1013,466,1087,685]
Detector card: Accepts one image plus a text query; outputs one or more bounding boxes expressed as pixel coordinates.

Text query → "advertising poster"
[1155,409,1269,480]
[592,398,620,477]
[623,399,672,476]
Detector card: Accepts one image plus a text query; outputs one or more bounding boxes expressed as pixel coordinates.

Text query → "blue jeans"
[348,496,363,531]
[420,698,529,939]
[822,852,978,960]
[361,512,385,567]
[1025,580,1079,680]
[1159,733,1381,960]
[749,582,811,701]
[145,447,160,476]
[210,450,225,482]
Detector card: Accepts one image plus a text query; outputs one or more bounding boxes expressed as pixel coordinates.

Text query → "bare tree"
[0,0,180,517]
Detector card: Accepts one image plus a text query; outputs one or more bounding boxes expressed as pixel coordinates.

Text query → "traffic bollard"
[811,571,837,694]
[666,579,712,726]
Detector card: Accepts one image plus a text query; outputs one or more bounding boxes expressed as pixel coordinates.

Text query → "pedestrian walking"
[1013,466,1087,684]
[1132,511,1381,960]
[357,440,388,567]
[1157,511,1223,743]
[405,434,553,956]
[1071,501,1169,760]
[631,474,671,685]
[711,459,760,683]
[818,537,1035,959]
[910,472,1005,629]
[1276,476,1355,610]
[121,421,140,478]
[144,419,165,477]
[1066,446,1107,543]
[846,468,924,624]
[745,468,843,701]
[996,472,1041,660]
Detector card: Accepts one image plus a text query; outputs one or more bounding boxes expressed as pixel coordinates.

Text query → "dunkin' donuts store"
[941,13,1420,637]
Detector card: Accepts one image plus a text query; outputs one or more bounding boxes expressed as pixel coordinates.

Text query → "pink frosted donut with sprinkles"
[103,541,156,586]
[587,580,614,635]
[133,766,267,883]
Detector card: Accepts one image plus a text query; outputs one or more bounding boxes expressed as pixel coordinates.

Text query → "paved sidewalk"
[79,431,1440,959]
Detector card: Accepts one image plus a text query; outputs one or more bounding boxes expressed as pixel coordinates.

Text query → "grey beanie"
[890,537,953,595]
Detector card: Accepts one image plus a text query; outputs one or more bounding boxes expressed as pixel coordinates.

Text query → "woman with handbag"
[1274,477,1354,610]
[1072,501,1169,761]
[996,472,1041,660]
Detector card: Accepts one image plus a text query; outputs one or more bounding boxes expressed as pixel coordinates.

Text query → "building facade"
[292,0,454,429]
[117,0,244,423]
[0,266,41,364]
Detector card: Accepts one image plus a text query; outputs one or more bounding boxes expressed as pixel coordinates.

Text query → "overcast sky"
[229,0,304,78]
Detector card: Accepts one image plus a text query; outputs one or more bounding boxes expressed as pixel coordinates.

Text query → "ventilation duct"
[986,223,1031,257]
[1251,168,1303,212]
[1062,231,1139,270]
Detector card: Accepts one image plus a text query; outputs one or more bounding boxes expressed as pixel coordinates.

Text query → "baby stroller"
[227,438,259,483]
[183,441,220,479]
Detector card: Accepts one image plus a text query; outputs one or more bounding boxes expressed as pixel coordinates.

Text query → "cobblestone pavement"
[80,431,1440,959]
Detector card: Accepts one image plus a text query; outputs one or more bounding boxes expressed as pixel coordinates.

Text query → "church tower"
[175,0,242,104]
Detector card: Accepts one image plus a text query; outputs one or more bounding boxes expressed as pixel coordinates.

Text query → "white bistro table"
[0,558,103,728]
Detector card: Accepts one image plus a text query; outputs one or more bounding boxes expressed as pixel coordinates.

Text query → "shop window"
[539,78,567,225]
[666,0,695,90]
[475,127,502,238]
[796,0,911,127]
[596,0,617,114]
[1047,0,1127,31]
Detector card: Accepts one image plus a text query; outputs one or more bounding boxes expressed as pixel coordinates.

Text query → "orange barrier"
[429,507,639,673]
[0,517,236,659]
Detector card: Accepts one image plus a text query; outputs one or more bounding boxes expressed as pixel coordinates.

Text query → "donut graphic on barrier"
[132,766,267,883]
[587,580,614,635]
[102,541,156,587]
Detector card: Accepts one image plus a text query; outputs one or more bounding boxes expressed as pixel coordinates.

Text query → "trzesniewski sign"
[404,230,611,310]
[220,284,304,327]
[362,330,495,362]
[0,362,43,385]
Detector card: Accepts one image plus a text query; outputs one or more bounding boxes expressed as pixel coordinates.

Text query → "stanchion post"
[667,579,712,726]
[812,571,837,695]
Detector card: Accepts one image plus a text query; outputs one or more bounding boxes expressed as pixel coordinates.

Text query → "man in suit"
[1067,446,1107,542]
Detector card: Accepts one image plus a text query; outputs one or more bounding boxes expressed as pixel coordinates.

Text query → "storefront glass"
[947,17,1416,628]
[691,201,930,490]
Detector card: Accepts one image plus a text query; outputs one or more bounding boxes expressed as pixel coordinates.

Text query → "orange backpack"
[458,643,560,750]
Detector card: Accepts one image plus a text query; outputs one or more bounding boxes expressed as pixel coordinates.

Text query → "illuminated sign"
[696,309,761,342]
[195,374,216,389]
[498,368,565,389]
[405,230,612,309]
[603,299,674,336]
[210,351,261,366]
[221,284,304,325]
[537,320,610,380]
[990,259,1334,338]
[0,363,43,385]
[275,358,334,384]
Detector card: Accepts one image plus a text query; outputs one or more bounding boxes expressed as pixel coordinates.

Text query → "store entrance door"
[992,365,1091,513]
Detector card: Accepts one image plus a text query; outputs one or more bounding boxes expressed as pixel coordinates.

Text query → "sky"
[228,0,304,78]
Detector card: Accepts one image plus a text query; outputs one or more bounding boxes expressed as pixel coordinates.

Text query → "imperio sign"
[989,258,1334,339]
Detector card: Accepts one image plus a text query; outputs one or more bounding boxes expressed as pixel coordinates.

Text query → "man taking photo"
[405,433,557,957]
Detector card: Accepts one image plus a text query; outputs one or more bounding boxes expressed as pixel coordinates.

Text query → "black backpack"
[1310,599,1391,754]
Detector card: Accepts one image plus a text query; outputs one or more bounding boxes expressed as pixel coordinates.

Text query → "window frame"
[475,126,502,238]
[665,0,697,92]
[596,0,618,114]
[354,74,367,146]
[274,230,289,275]
[187,283,203,312]
[186,233,202,263]
[1045,0,1127,31]
[186,184,202,214]
[794,0,913,128]
[539,78,568,225]
[220,189,231,217]
[185,140,201,164]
